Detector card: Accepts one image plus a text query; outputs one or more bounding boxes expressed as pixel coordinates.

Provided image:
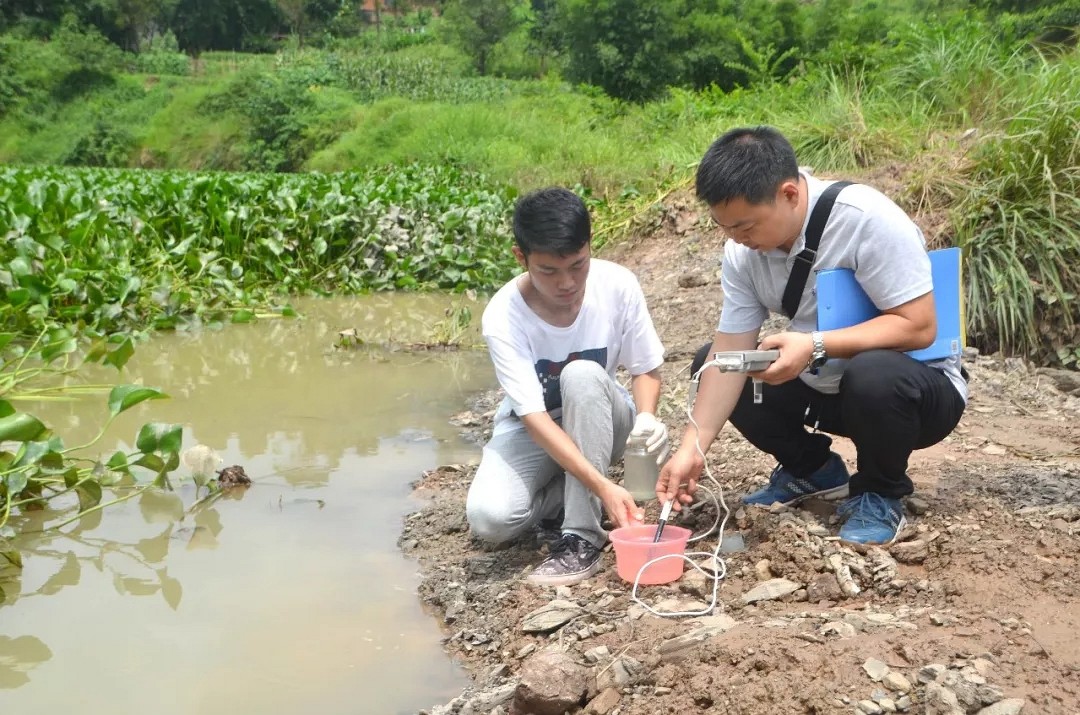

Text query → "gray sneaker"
[526,534,603,587]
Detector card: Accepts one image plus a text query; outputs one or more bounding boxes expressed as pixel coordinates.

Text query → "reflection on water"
[0,295,493,715]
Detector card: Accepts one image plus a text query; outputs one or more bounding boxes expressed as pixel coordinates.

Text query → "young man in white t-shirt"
[657,127,967,546]
[466,187,668,586]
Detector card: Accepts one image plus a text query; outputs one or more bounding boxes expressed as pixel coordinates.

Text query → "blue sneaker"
[837,493,907,545]
[742,453,850,507]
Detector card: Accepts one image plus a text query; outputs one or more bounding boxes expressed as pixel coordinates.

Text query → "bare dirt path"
[405,189,1080,715]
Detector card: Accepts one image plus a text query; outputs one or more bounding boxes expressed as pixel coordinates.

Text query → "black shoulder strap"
[781,180,854,319]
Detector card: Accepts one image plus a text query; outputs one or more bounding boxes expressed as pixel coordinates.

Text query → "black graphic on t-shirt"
[536,348,608,412]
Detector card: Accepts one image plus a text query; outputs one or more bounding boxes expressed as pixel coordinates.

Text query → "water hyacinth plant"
[0,331,184,598]
[0,163,519,341]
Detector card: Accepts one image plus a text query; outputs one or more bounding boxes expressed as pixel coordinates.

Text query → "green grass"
[951,51,1080,359]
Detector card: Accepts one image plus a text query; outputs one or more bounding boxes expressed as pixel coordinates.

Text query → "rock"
[858,700,883,714]
[923,681,965,715]
[942,670,981,711]
[807,572,844,602]
[691,614,738,631]
[975,700,1025,715]
[652,597,710,614]
[655,623,736,662]
[879,698,897,713]
[867,547,899,584]
[918,663,947,684]
[741,578,801,603]
[818,621,857,639]
[512,652,588,715]
[555,586,573,599]
[905,496,930,515]
[1036,367,1080,394]
[584,645,611,664]
[976,684,1005,706]
[883,671,912,692]
[695,555,725,576]
[445,600,467,624]
[584,687,621,715]
[610,656,644,688]
[896,695,913,711]
[465,683,517,713]
[520,600,584,633]
[754,559,773,580]
[890,539,930,564]
[678,272,710,289]
[865,613,897,625]
[484,664,510,684]
[863,657,891,681]
[981,443,1008,456]
[827,553,862,597]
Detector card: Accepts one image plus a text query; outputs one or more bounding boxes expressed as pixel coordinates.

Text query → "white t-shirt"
[718,173,968,401]
[483,259,665,435]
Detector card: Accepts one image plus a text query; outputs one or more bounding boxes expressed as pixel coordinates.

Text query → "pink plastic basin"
[609,525,692,585]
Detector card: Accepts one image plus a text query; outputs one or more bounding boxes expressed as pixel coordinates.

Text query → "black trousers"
[691,344,967,498]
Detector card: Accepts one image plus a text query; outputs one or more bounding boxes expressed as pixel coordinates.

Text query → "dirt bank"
[403,189,1080,715]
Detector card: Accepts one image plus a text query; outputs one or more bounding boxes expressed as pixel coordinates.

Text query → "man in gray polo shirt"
[657,126,967,545]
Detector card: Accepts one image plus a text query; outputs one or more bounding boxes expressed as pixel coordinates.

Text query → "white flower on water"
[182,444,222,488]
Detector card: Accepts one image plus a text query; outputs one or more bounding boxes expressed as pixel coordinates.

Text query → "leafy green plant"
[427,294,480,347]
[723,31,799,88]
[0,330,185,598]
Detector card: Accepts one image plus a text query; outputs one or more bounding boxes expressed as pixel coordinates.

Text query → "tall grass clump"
[885,20,1019,126]
[952,51,1080,364]
[782,68,922,172]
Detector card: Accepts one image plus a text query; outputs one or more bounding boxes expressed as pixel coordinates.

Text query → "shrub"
[63,120,136,167]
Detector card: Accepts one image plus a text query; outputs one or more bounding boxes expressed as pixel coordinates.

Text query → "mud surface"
[404,188,1080,715]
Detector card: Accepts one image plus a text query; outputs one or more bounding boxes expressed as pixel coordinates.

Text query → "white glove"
[628,412,669,466]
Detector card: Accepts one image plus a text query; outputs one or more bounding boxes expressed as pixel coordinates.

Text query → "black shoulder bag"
[780,180,853,319]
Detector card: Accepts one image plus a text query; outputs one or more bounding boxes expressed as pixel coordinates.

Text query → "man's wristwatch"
[808,331,828,371]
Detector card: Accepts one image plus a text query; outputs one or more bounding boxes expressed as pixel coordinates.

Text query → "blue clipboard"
[816,247,964,362]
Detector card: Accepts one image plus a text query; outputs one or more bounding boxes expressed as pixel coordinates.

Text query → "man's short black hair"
[695,126,800,206]
[512,187,591,257]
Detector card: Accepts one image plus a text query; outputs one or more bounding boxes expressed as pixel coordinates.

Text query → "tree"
[276,0,310,43]
[275,0,340,46]
[555,0,686,102]
[114,0,179,51]
[526,0,560,76]
[171,0,281,53]
[440,0,521,75]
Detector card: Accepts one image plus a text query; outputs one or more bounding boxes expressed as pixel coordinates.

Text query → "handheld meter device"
[711,349,780,373]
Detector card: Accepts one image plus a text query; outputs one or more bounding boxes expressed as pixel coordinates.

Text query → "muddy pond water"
[0,295,494,715]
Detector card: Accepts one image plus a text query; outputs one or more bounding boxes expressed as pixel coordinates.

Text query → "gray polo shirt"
[718,173,967,401]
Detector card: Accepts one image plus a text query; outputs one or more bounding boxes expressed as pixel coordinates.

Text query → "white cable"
[629,358,734,618]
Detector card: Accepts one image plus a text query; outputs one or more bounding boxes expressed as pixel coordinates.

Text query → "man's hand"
[628,412,669,465]
[755,332,814,384]
[600,483,645,529]
[656,447,704,512]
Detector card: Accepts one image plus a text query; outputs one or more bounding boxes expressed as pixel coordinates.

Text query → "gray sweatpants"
[465,360,635,548]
